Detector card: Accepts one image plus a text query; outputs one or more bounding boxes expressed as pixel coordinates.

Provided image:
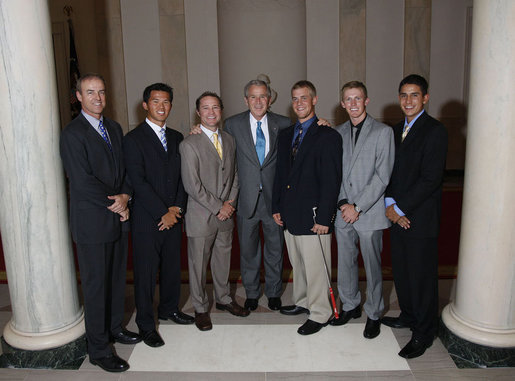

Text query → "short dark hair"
[244,80,271,98]
[398,74,429,95]
[143,83,173,103]
[291,80,317,98]
[76,73,105,93]
[341,81,368,99]
[195,91,224,111]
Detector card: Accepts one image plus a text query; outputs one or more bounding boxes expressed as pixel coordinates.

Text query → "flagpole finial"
[63,5,73,19]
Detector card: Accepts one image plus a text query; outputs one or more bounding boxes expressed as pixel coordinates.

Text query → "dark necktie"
[98,120,112,151]
[291,125,303,159]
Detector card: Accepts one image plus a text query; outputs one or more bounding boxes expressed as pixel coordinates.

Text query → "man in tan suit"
[180,91,249,331]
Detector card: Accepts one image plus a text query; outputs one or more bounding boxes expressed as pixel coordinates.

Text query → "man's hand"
[190,124,202,135]
[341,203,359,224]
[385,204,401,223]
[272,213,283,226]
[119,208,129,222]
[397,216,411,230]
[107,193,130,214]
[217,200,235,221]
[311,223,329,235]
[158,210,178,231]
[169,206,183,219]
[317,118,332,127]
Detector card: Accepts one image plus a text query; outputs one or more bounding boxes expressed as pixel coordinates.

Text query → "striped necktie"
[160,128,167,152]
[213,133,223,159]
[401,124,410,142]
[98,120,112,151]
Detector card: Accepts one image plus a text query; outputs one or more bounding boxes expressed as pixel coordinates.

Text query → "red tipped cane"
[312,207,339,319]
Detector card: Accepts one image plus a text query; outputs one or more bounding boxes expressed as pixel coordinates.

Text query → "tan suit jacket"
[179,130,239,237]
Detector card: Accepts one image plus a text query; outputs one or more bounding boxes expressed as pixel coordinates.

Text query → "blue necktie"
[98,120,112,151]
[255,121,265,165]
[160,128,167,152]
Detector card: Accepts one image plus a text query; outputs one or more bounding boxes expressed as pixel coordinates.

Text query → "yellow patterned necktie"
[401,124,410,142]
[213,132,223,159]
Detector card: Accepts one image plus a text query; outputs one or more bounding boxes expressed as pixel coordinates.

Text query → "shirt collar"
[146,118,167,135]
[404,109,425,128]
[200,124,220,138]
[250,113,268,126]
[295,115,317,131]
[81,110,103,128]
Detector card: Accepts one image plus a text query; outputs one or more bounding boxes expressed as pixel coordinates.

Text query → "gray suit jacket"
[335,114,395,231]
[179,130,239,237]
[224,111,291,218]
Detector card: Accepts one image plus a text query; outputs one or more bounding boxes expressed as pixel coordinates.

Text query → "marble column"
[0,0,85,368]
[440,0,515,368]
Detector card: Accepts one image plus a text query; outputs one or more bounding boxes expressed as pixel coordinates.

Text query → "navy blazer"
[386,112,448,237]
[60,113,130,244]
[272,118,342,235]
[123,122,186,232]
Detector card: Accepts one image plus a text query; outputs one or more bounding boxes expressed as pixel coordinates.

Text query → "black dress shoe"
[329,305,361,326]
[90,354,129,372]
[280,305,309,315]
[112,329,142,344]
[381,316,411,329]
[398,337,432,359]
[363,318,381,339]
[268,297,282,311]
[140,329,165,347]
[159,311,194,325]
[244,298,258,311]
[216,301,250,317]
[297,319,328,335]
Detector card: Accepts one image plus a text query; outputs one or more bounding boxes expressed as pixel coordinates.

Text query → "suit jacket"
[386,112,448,237]
[179,130,239,237]
[335,114,395,231]
[272,118,342,235]
[60,113,130,244]
[123,122,186,232]
[224,111,291,218]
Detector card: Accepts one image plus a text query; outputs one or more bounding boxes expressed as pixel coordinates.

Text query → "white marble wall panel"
[365,0,405,122]
[0,0,83,348]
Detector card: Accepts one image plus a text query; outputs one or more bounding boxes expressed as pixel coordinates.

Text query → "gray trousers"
[336,225,384,320]
[237,193,284,299]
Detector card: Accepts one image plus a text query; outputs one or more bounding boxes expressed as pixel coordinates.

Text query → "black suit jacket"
[123,122,186,232]
[60,113,130,244]
[272,118,342,235]
[386,112,448,237]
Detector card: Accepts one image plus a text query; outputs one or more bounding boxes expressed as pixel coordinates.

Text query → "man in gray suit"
[180,92,249,332]
[329,81,395,339]
[224,80,291,311]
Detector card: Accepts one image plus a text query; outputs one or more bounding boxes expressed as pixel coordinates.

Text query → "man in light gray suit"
[180,91,249,332]
[224,80,291,311]
[329,81,395,339]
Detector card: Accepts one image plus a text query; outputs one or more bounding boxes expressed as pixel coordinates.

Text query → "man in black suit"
[272,80,342,335]
[60,73,140,373]
[123,83,193,347]
[382,74,448,359]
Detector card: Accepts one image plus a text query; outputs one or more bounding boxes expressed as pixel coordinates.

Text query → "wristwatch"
[353,203,362,214]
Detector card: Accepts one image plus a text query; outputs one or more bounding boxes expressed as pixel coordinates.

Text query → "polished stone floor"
[0,280,513,380]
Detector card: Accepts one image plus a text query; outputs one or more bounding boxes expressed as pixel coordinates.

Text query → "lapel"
[264,113,279,166]
[400,111,427,148]
[202,129,222,162]
[240,112,259,165]
[348,115,372,171]
[143,122,168,159]
[85,116,115,160]
[289,118,319,176]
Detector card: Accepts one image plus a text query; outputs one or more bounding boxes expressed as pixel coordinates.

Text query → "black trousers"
[76,232,128,359]
[132,224,182,332]
[390,225,439,342]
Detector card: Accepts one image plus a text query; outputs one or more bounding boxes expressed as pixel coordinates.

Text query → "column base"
[440,305,515,368]
[0,335,86,369]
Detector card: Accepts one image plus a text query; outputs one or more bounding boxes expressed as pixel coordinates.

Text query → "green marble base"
[440,318,515,368]
[0,335,87,369]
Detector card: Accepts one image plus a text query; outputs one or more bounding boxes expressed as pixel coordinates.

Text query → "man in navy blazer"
[272,80,342,335]
[123,83,193,347]
[60,73,139,373]
[382,74,448,359]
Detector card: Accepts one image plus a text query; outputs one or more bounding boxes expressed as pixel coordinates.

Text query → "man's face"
[291,87,317,122]
[143,90,172,127]
[244,85,271,120]
[398,84,429,122]
[196,96,222,131]
[341,87,369,122]
[76,78,106,119]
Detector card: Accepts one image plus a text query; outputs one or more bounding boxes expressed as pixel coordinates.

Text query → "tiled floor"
[0,280,513,380]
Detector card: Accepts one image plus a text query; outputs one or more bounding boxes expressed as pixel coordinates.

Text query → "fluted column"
[0,0,85,361]
[441,0,515,367]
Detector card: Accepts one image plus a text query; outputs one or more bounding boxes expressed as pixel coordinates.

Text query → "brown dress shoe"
[215,301,250,317]
[195,312,212,331]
